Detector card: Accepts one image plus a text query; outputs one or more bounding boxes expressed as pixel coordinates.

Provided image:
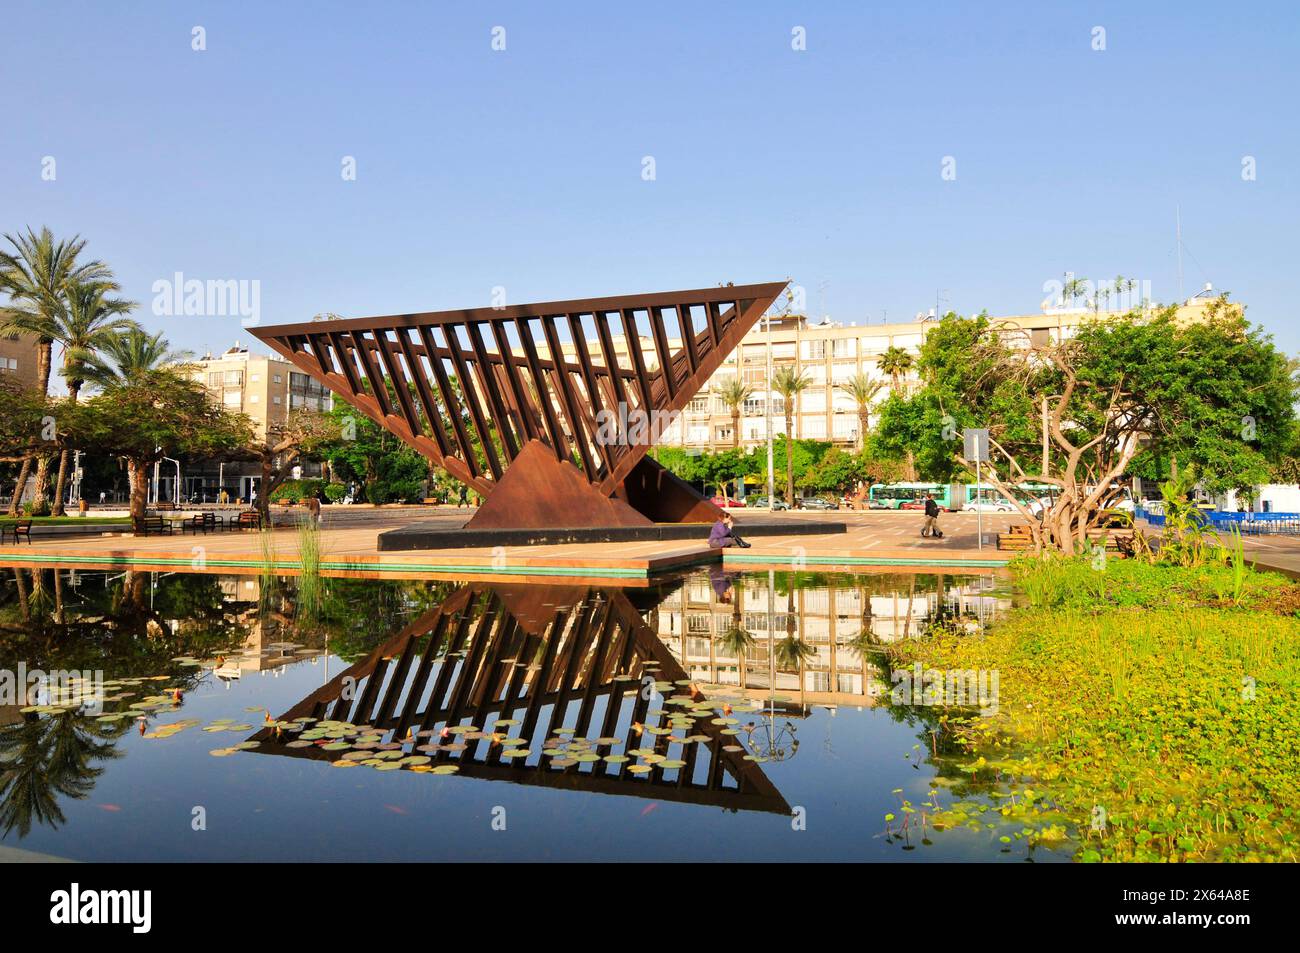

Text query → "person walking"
[305,488,323,528]
[921,492,943,538]
[457,485,468,508]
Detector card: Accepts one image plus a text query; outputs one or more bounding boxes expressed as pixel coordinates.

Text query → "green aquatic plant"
[295,516,324,622]
[887,556,1300,861]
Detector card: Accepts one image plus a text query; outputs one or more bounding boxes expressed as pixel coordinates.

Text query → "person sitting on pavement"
[708,513,751,549]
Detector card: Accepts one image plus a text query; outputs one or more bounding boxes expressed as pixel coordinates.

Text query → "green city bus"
[869,482,1058,511]
[868,483,965,510]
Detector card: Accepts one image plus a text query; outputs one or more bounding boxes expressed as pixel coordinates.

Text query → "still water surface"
[0,566,1060,861]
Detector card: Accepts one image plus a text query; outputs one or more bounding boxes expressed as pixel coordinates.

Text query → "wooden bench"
[134,515,172,536]
[0,519,33,545]
[997,528,1135,554]
[997,526,1035,551]
[183,513,218,534]
[230,511,262,531]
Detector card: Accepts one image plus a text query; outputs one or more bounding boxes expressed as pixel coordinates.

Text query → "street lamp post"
[765,314,775,508]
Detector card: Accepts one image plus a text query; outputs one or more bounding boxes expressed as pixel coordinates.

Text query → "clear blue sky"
[4,0,1297,369]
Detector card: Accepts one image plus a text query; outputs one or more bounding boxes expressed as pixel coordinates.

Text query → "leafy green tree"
[696,447,747,497]
[809,447,862,494]
[71,369,253,529]
[876,299,1296,551]
[321,401,427,503]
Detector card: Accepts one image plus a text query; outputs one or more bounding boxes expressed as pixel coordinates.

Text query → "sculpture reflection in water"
[249,582,792,815]
[0,566,1011,835]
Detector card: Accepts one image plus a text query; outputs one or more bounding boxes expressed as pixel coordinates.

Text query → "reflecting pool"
[0,566,1059,861]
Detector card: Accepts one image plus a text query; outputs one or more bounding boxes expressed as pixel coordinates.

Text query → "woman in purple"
[708,513,751,548]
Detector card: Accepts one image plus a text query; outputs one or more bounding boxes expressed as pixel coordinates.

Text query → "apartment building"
[180,344,331,501]
[637,296,1229,453]
[0,331,41,391]
[651,574,1013,710]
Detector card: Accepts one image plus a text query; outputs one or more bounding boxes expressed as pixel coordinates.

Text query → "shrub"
[269,479,326,504]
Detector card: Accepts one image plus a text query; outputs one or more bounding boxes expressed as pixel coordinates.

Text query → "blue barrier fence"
[1136,506,1300,535]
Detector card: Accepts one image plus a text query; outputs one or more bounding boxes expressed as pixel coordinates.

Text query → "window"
[273,374,282,384]
[250,394,260,404]
[272,395,282,405]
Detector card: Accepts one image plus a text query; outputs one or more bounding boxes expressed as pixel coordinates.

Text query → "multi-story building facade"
[637,297,1228,453]
[179,344,332,502]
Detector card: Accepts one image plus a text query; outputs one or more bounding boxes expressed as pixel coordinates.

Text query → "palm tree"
[877,346,914,394]
[876,347,918,479]
[0,228,114,515]
[82,327,190,389]
[715,377,751,452]
[770,365,812,506]
[47,281,139,514]
[837,372,885,451]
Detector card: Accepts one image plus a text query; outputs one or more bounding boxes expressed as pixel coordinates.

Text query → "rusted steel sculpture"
[250,282,786,528]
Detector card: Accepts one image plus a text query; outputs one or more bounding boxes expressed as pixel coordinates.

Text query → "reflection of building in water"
[205,576,324,678]
[653,573,1011,709]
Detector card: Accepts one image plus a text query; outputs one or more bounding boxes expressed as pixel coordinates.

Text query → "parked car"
[799,497,839,511]
[899,500,927,510]
[750,496,790,510]
[962,499,1015,513]
[710,496,748,508]
[865,499,891,510]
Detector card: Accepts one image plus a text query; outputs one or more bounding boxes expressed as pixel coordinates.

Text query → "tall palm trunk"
[784,407,795,505]
[50,381,81,518]
[857,408,869,452]
[7,458,31,516]
[129,457,150,532]
[29,341,54,514]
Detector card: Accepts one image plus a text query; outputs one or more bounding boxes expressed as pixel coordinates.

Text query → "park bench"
[183,513,218,534]
[231,511,262,531]
[997,526,1035,551]
[0,519,33,545]
[134,515,172,536]
[997,526,1136,555]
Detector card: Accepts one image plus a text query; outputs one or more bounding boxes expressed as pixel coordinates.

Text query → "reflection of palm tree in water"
[774,590,815,709]
[0,711,128,837]
[718,576,753,691]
